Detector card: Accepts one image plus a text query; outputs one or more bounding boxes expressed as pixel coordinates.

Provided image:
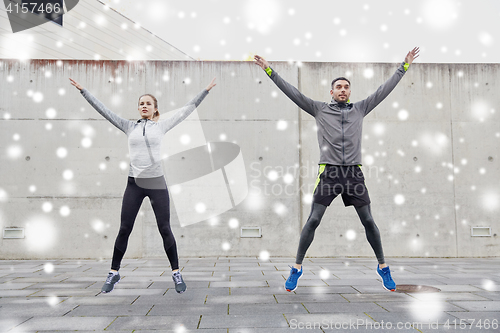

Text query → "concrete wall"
[0,59,498,260]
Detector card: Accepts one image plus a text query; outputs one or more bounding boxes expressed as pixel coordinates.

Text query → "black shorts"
[312,164,371,207]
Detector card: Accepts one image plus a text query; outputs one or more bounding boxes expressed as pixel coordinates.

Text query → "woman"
[69,76,216,294]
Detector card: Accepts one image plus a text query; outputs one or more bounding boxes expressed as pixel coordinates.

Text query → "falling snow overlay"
[0,4,499,331]
[75,0,500,62]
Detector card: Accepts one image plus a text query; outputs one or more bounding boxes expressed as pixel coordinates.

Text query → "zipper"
[142,119,146,136]
[341,104,345,165]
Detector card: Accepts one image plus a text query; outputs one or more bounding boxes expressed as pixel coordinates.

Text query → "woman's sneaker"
[376,265,396,291]
[284,266,303,292]
[172,271,186,293]
[101,272,120,293]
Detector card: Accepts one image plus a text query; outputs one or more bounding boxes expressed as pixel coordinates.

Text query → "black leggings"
[111,176,178,271]
[295,203,385,265]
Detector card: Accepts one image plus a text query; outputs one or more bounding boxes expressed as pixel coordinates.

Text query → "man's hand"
[254,55,270,70]
[405,47,420,65]
[69,78,83,91]
[206,77,216,92]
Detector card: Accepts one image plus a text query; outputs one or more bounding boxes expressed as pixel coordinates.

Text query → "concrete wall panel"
[0,59,498,260]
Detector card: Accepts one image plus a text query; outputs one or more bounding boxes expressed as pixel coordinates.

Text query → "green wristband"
[265,67,273,76]
[404,63,409,71]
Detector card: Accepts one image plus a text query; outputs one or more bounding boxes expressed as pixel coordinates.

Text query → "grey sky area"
[101,0,500,63]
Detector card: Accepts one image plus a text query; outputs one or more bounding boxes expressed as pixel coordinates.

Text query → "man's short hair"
[331,77,351,89]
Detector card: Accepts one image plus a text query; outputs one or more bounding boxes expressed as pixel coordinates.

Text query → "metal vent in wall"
[241,227,262,238]
[470,226,491,237]
[3,228,25,239]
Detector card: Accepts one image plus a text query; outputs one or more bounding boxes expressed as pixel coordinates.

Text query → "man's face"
[330,80,351,103]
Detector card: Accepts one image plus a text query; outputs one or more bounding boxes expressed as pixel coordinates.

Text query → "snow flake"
[345,229,356,240]
[276,120,288,131]
[59,206,70,217]
[195,203,206,213]
[44,263,54,273]
[228,218,239,229]
[394,194,405,205]
[259,251,270,261]
[398,109,409,120]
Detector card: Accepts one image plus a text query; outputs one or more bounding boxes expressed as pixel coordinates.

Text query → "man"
[254,47,419,292]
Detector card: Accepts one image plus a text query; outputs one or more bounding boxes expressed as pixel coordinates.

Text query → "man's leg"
[354,204,396,291]
[294,202,328,268]
[354,204,385,265]
[285,202,327,292]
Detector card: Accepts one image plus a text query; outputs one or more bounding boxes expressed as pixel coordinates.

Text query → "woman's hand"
[206,77,216,92]
[69,78,83,91]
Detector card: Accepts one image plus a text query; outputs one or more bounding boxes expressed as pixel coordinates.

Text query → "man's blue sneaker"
[377,265,396,291]
[284,266,303,292]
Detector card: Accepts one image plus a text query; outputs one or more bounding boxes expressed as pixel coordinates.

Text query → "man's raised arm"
[254,55,321,117]
[357,47,420,117]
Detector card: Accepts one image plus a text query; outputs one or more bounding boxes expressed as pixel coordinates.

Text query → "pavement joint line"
[63,304,80,316]
[413,324,424,333]
[301,302,310,314]
[130,295,140,304]
[13,316,34,330]
[145,304,154,316]
[104,316,119,330]
[162,288,169,296]
[227,304,229,315]
[197,315,202,329]
[146,282,154,289]
[351,286,362,293]
[447,302,470,311]
[85,281,97,289]
[228,287,231,295]
[208,281,211,288]
[282,313,290,327]
[364,311,377,323]
[21,282,37,290]
[340,294,351,302]
[204,295,208,304]
[373,301,390,312]
[322,279,329,286]
[27,290,40,297]
[273,294,279,303]
[405,292,419,300]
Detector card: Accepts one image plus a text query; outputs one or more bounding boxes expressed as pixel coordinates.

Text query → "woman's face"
[138,95,157,119]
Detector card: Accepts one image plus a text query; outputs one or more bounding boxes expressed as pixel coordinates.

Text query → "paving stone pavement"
[0,258,499,332]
